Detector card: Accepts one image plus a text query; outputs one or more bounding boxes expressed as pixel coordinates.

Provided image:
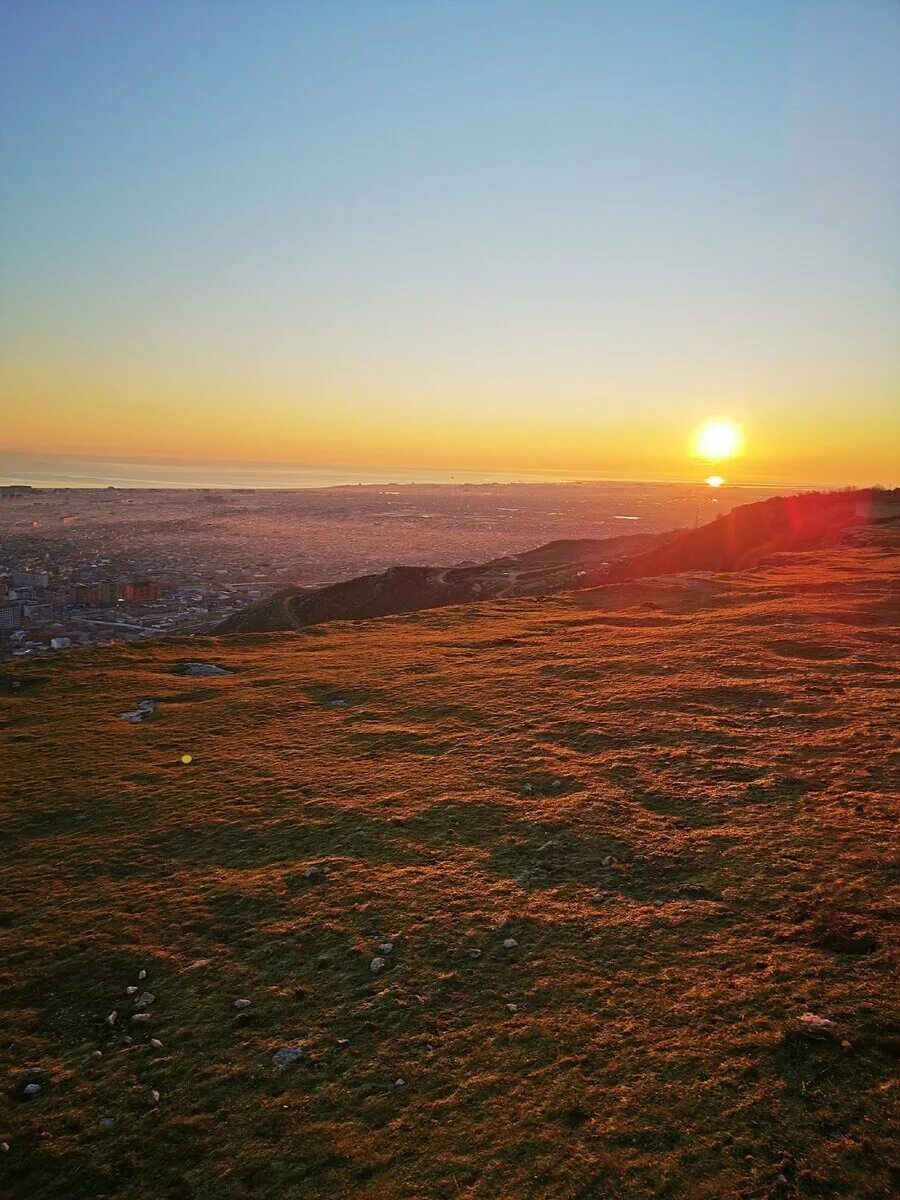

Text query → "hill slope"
[217,488,898,635]
[2,535,898,1199]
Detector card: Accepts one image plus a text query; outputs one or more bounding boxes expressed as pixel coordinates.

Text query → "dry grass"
[1,545,897,1199]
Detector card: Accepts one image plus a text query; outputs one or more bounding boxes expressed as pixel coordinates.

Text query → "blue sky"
[1,1,898,483]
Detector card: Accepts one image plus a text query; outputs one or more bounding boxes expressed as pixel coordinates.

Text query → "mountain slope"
[217,488,899,635]
[2,536,898,1200]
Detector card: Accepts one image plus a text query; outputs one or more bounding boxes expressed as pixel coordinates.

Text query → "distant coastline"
[0,452,813,491]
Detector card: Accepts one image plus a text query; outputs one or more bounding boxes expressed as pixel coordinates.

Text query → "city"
[0,478,779,658]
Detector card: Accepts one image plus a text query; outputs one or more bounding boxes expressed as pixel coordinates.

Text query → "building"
[12,570,49,590]
[0,603,24,632]
[124,580,162,602]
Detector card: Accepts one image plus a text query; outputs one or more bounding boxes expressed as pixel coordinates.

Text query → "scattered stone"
[121,1035,133,1045]
[370,957,387,974]
[1,1142,9,1152]
[182,662,232,676]
[138,969,147,981]
[798,1012,836,1036]
[99,1118,114,1130]
[336,1038,350,1046]
[91,1050,103,1059]
[23,1083,41,1097]
[303,866,326,881]
[524,784,533,794]
[506,1003,518,1014]
[150,1038,163,1050]
[395,1077,406,1088]
[536,841,556,853]
[601,855,617,868]
[377,942,394,956]
[126,986,137,995]
[329,698,348,708]
[133,991,155,1009]
[131,1013,151,1024]
[502,938,519,950]
[233,999,252,1010]
[468,949,482,959]
[840,1039,853,1053]
[272,1046,305,1071]
[148,1090,160,1106]
[105,1011,117,1026]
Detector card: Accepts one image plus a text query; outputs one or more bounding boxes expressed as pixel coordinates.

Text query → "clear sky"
[1,0,898,485]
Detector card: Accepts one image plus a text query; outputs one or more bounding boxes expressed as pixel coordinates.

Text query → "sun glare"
[706,475,725,488]
[693,419,742,462]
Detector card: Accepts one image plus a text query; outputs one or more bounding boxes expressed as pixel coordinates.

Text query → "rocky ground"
[1,539,897,1199]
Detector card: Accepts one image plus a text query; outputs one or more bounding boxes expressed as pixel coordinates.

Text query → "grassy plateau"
[1,541,897,1199]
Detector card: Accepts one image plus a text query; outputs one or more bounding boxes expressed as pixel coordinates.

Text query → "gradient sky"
[1,0,898,485]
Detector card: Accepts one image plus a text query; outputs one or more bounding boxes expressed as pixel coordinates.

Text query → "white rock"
[601,855,617,867]
[133,991,155,1009]
[394,1077,406,1088]
[148,1090,160,1105]
[131,1013,151,1023]
[799,1012,835,1034]
[370,957,386,974]
[91,1050,103,1059]
[105,1010,117,1025]
[502,938,519,950]
[506,1004,518,1013]
[233,998,252,1010]
[272,1046,305,1071]
[23,1083,41,1097]
[468,949,482,959]
[149,1038,163,1049]
[126,986,137,995]
[138,970,147,981]
[377,942,394,956]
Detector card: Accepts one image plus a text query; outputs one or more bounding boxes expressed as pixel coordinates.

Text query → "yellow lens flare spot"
[181,754,193,765]
[692,419,743,462]
[706,475,725,488]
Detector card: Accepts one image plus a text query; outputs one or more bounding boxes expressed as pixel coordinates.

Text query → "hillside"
[215,530,661,633]
[216,489,899,635]
[2,532,898,1200]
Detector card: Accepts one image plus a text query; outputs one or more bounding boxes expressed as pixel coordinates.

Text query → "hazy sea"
[0,453,733,490]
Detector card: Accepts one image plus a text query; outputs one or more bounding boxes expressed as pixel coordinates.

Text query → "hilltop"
[217,488,899,634]
[1,524,897,1199]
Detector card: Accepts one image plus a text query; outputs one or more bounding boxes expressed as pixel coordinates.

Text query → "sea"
[0,452,785,491]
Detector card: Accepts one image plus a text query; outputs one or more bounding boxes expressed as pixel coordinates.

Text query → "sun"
[692,419,743,462]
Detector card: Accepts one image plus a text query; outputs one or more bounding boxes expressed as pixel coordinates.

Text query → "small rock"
[148,1090,160,1106]
[798,1012,835,1036]
[601,855,617,868]
[133,991,155,1009]
[840,1039,853,1053]
[1,1142,9,1152]
[394,1077,406,1088]
[126,986,137,995]
[502,938,519,950]
[468,949,482,959]
[131,1013,151,1024]
[303,866,325,881]
[536,841,556,853]
[121,1035,133,1045]
[370,957,386,974]
[150,1038,163,1049]
[336,1038,350,1046]
[138,969,147,981]
[105,1011,117,1025]
[23,1082,41,1097]
[98,1118,114,1130]
[506,1003,518,1013]
[91,1050,103,1059]
[377,942,394,956]
[272,1046,305,1071]
[233,999,252,1010]
[183,662,232,676]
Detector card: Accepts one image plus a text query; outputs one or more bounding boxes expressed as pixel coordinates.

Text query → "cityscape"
[0,478,779,658]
